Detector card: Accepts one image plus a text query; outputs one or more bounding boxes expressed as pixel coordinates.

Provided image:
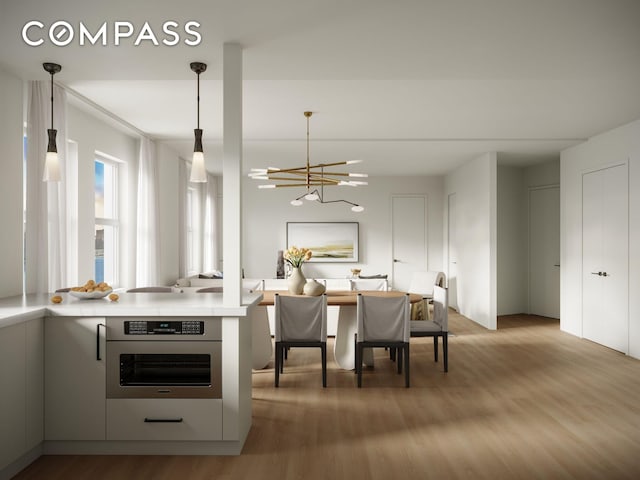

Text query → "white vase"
[303,279,326,296]
[287,267,306,294]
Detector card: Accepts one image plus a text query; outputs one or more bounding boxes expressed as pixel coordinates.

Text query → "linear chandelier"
[248,111,367,212]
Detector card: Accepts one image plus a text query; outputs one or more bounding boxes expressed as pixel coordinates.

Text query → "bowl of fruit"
[69,280,113,299]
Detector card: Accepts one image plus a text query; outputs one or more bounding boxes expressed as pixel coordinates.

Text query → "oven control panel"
[124,320,205,335]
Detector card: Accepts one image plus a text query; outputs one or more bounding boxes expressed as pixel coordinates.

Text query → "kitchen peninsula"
[0,291,261,480]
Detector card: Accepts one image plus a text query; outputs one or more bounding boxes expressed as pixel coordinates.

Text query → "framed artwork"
[286,222,359,263]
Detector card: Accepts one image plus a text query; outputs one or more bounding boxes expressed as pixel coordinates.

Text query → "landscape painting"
[286,222,359,263]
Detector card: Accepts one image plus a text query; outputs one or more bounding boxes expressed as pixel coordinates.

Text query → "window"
[95,155,120,285]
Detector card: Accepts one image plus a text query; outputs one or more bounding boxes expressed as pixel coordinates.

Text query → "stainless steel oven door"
[106,341,222,399]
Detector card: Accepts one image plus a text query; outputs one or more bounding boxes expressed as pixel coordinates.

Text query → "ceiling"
[2,0,640,176]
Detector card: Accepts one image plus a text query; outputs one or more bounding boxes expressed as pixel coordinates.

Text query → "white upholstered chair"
[274,294,328,387]
[195,286,224,293]
[350,278,388,291]
[407,271,445,320]
[355,293,411,388]
[410,285,449,372]
[126,286,174,293]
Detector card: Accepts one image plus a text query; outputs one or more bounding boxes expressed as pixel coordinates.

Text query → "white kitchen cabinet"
[0,318,43,472]
[45,316,106,440]
[106,399,223,441]
[0,323,26,470]
[25,318,44,451]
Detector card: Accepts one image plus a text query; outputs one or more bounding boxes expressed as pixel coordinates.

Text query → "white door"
[391,196,426,291]
[447,193,458,311]
[529,186,560,318]
[582,164,628,353]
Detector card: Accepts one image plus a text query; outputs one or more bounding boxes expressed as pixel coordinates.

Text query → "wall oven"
[106,317,222,399]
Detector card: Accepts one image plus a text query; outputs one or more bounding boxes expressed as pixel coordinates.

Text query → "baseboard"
[0,443,43,480]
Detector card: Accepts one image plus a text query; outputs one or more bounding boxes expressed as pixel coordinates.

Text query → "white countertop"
[0,291,263,329]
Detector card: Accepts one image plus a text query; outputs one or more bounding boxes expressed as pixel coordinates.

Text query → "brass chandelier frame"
[249,111,367,211]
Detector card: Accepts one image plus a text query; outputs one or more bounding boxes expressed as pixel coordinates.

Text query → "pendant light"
[189,62,207,183]
[42,62,62,182]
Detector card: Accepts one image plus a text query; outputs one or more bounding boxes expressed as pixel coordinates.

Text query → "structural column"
[222,43,243,307]
[220,43,251,447]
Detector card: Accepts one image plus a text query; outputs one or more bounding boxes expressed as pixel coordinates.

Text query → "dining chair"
[126,286,174,293]
[407,271,445,320]
[195,286,224,293]
[355,293,411,388]
[410,285,448,372]
[274,293,328,387]
[350,278,389,291]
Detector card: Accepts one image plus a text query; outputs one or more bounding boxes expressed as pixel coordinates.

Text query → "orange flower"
[284,246,312,267]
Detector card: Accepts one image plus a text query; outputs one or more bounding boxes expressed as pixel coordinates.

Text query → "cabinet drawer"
[106,399,222,441]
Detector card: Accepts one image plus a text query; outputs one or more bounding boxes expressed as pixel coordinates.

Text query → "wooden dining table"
[255,290,423,370]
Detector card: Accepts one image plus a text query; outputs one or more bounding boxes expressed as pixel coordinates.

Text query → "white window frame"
[95,152,122,286]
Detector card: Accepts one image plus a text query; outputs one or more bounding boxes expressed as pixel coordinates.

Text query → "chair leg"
[390,347,397,362]
[443,333,448,373]
[433,336,438,363]
[275,342,281,387]
[397,345,403,374]
[354,333,358,374]
[404,343,410,388]
[280,345,285,373]
[321,343,327,387]
[357,343,363,388]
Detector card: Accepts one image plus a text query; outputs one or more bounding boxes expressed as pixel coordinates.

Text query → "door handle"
[602,272,609,277]
[96,323,105,361]
[144,418,184,423]
[393,259,400,263]
[590,272,603,276]
[554,264,560,267]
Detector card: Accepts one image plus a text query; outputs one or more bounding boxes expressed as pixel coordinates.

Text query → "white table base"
[251,306,273,370]
[333,305,373,370]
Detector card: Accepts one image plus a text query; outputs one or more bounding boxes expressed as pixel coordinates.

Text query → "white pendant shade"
[190,151,207,183]
[43,151,61,182]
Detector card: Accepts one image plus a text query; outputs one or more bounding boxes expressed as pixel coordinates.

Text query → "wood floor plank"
[13,312,640,479]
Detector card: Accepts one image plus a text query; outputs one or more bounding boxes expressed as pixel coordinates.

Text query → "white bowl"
[69,288,113,299]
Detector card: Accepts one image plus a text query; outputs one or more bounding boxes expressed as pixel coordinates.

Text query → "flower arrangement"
[284,246,312,268]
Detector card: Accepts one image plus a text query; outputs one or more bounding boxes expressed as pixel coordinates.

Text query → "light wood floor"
[14,312,640,479]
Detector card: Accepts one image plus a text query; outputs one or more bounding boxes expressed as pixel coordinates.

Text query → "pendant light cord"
[50,72,54,129]
[196,72,200,130]
[306,113,310,189]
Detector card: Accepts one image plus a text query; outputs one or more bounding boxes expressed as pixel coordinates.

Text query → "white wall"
[242,175,444,284]
[67,105,138,287]
[0,70,24,297]
[525,160,560,188]
[445,153,497,329]
[561,119,640,358]
[497,166,526,315]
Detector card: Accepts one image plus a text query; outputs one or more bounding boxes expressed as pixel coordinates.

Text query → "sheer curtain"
[25,80,68,293]
[135,137,160,286]
[178,158,189,278]
[178,158,219,278]
[201,172,219,273]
